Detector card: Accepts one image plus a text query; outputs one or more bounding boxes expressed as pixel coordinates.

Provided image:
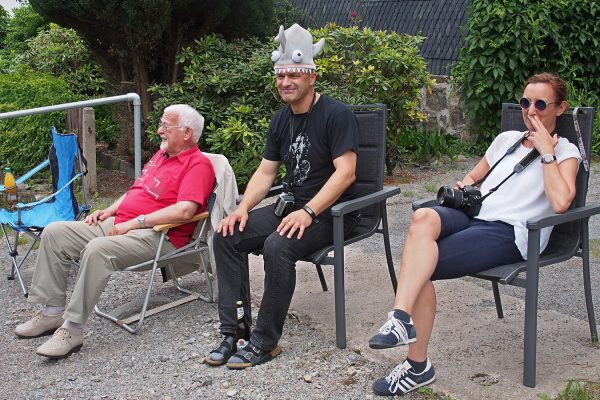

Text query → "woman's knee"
[408,208,441,238]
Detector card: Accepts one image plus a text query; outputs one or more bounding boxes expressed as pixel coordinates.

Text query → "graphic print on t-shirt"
[137,159,163,199]
[288,132,311,187]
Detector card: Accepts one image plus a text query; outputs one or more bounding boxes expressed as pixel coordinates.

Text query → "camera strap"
[473,132,529,187]
[572,107,590,172]
[480,147,539,201]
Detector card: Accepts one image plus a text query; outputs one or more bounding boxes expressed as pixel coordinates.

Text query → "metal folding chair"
[94,153,238,333]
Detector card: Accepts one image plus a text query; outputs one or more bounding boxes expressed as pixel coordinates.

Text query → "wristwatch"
[137,215,146,228]
[541,154,557,164]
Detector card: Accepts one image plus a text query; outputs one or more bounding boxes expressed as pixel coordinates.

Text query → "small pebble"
[226,389,237,397]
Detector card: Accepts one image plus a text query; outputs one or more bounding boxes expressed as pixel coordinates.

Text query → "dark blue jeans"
[430,206,524,280]
[213,203,356,351]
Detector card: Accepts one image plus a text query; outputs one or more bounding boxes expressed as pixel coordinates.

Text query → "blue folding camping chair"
[0,127,90,296]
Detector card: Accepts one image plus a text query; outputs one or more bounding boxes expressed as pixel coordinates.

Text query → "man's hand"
[109,219,137,236]
[85,209,110,225]
[277,209,312,239]
[218,208,249,237]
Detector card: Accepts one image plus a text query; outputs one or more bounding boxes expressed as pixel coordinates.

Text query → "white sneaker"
[15,311,63,338]
[36,327,84,359]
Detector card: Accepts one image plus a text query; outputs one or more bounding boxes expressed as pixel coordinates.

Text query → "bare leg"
[406,281,436,362]
[393,208,441,313]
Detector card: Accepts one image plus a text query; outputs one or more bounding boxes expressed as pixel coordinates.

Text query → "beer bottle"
[4,167,17,207]
[235,300,250,349]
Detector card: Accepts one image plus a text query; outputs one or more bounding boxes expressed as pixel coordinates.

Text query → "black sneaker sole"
[226,346,282,369]
[372,375,436,396]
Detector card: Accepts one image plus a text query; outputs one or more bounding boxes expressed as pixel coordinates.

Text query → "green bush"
[310,25,433,172]
[150,26,431,185]
[11,24,118,147]
[453,0,600,144]
[0,70,79,173]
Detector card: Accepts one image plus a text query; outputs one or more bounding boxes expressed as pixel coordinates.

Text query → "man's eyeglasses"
[519,97,558,111]
[159,121,183,130]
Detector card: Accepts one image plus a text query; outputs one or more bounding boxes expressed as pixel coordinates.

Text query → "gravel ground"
[0,168,419,400]
[2,156,600,400]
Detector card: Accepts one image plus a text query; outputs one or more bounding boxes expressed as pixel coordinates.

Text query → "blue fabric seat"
[0,127,90,296]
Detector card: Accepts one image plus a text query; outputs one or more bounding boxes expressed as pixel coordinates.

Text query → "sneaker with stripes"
[368,311,416,349]
[372,359,436,396]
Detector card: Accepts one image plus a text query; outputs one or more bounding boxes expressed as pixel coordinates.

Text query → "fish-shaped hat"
[271,24,325,73]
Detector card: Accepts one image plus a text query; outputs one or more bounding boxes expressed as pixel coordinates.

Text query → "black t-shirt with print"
[263,95,359,211]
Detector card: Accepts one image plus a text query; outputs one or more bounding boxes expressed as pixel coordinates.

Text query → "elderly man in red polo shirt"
[14,104,215,359]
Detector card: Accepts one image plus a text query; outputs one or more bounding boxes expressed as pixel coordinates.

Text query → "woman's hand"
[526,115,558,154]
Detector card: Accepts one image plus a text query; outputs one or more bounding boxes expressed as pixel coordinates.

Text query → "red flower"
[351,11,357,19]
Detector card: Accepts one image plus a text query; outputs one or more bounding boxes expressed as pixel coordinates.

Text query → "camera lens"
[437,186,463,208]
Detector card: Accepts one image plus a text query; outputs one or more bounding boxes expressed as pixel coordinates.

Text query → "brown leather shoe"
[15,311,64,338]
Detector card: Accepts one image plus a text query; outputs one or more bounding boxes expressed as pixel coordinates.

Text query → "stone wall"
[419,75,468,138]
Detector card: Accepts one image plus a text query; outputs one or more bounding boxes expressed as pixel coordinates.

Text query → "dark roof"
[289,0,468,75]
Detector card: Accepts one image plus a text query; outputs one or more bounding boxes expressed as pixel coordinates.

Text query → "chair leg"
[95,234,167,334]
[315,263,328,291]
[1,225,32,297]
[333,216,347,349]
[380,206,397,293]
[523,231,541,388]
[581,220,598,342]
[492,281,504,319]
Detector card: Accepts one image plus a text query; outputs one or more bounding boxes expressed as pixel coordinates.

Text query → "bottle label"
[237,307,244,320]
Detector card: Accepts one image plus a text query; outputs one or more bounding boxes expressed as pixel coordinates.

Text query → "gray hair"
[164,104,204,143]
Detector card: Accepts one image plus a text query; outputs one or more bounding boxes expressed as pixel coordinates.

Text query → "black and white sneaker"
[372,359,436,396]
[369,311,416,349]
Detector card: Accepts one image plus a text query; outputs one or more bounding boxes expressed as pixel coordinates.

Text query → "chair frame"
[413,103,598,387]
[1,129,89,297]
[249,104,400,349]
[93,210,215,334]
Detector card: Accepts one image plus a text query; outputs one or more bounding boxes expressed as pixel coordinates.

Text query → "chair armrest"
[15,171,85,210]
[267,185,284,197]
[153,211,209,232]
[412,197,437,211]
[330,187,400,217]
[0,159,50,192]
[526,203,600,230]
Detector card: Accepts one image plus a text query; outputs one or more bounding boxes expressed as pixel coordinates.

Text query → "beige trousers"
[28,218,176,323]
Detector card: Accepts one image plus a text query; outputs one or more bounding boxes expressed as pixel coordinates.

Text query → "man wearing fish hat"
[206,23,360,368]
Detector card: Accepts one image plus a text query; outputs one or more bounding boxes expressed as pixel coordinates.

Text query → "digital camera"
[274,192,295,217]
[436,185,483,217]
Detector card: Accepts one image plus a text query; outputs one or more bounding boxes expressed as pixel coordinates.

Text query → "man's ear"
[309,72,317,86]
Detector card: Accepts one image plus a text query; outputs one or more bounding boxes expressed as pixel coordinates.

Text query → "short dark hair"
[525,72,568,103]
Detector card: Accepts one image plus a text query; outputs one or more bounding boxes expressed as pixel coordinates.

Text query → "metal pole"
[0,93,143,178]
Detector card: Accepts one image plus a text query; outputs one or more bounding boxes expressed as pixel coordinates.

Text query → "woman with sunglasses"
[368,72,582,396]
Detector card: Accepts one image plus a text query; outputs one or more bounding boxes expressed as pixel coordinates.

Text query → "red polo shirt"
[115,147,215,248]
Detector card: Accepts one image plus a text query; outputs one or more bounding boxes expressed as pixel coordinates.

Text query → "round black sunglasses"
[519,97,558,111]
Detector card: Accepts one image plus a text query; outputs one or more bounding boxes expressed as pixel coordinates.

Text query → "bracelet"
[302,205,316,219]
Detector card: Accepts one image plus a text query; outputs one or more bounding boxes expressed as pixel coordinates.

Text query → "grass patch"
[424,182,438,194]
[539,379,600,400]
[417,387,458,400]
